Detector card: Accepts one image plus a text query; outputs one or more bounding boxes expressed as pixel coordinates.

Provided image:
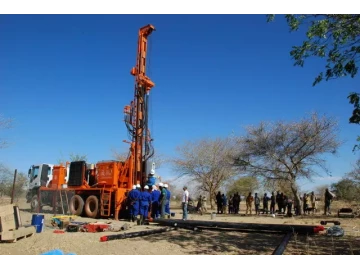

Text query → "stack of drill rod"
[152,219,325,235]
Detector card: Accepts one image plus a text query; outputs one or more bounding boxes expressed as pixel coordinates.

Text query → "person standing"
[222,194,227,214]
[139,185,152,224]
[164,183,171,217]
[182,186,189,221]
[276,191,281,213]
[263,193,269,214]
[324,188,334,215]
[245,192,254,215]
[270,192,276,214]
[129,184,141,222]
[233,192,240,214]
[310,191,317,214]
[254,193,260,215]
[151,185,161,219]
[159,183,167,218]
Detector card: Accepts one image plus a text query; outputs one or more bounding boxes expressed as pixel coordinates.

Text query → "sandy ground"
[1,197,360,255]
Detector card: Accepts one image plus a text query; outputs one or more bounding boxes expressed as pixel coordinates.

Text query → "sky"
[1,14,359,193]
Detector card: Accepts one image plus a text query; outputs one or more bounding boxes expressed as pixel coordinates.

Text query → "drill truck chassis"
[28,24,156,221]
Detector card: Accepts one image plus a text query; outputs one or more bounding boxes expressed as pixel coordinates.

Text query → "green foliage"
[227,176,260,196]
[331,178,360,202]
[267,15,360,150]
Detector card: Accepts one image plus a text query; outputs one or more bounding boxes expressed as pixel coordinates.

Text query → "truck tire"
[69,195,84,216]
[84,195,99,218]
[30,195,41,212]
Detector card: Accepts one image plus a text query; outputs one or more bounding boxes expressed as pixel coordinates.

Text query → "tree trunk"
[290,180,302,215]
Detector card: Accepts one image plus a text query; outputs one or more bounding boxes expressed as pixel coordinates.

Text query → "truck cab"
[26,164,54,202]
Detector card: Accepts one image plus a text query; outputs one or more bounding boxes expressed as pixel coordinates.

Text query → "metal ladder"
[100,189,112,216]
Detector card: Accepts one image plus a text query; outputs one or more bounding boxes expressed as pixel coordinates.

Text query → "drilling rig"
[26,24,156,221]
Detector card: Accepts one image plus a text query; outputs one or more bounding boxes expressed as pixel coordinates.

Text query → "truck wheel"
[84,195,99,218]
[30,195,41,212]
[69,195,84,216]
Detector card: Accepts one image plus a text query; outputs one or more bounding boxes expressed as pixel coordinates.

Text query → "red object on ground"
[100,236,108,242]
[313,225,325,233]
[53,230,65,234]
[83,223,110,233]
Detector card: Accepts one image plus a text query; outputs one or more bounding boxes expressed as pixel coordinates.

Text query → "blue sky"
[1,14,359,192]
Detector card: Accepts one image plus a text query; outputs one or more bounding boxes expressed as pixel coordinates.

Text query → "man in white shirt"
[182,186,189,220]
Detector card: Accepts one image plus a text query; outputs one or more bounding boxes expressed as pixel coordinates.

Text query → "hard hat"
[164,184,168,188]
[152,185,157,189]
[159,183,164,187]
[150,169,155,174]
[132,185,136,189]
[144,185,149,190]
[136,184,141,188]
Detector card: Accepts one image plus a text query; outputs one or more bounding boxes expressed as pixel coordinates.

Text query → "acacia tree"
[267,15,360,149]
[227,176,260,197]
[171,137,237,209]
[0,114,13,149]
[232,113,341,215]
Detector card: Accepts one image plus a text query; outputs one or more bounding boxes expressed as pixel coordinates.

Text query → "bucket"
[31,214,45,233]
[211,212,216,220]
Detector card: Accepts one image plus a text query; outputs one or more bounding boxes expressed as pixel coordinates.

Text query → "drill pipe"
[100,227,174,242]
[272,232,292,255]
[153,219,324,234]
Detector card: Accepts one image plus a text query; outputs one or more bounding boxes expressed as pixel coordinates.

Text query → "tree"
[0,114,13,149]
[171,137,237,210]
[345,158,360,182]
[331,178,360,202]
[57,152,88,164]
[267,15,360,150]
[315,184,329,198]
[227,176,260,197]
[232,112,341,215]
[0,164,27,200]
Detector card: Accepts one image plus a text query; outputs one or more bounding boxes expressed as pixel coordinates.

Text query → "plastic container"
[211,212,216,220]
[41,249,76,255]
[31,214,44,233]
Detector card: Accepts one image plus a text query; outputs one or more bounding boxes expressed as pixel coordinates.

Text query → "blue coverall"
[129,189,141,218]
[165,189,171,215]
[140,191,152,219]
[151,189,161,218]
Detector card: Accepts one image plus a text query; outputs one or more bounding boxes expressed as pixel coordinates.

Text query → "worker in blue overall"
[146,169,157,187]
[139,185,152,225]
[129,184,141,222]
[159,182,167,218]
[151,185,161,219]
[164,183,171,217]
[127,185,136,222]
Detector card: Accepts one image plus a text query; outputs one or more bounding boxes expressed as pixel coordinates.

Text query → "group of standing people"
[215,192,242,214]
[212,188,334,217]
[127,182,172,223]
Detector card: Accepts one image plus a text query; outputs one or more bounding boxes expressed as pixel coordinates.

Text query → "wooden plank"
[13,206,22,229]
[0,226,36,242]
[0,204,16,232]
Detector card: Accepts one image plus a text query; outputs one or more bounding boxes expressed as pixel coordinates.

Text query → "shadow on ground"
[131,228,285,255]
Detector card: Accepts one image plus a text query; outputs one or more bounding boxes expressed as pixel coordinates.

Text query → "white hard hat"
[159,183,164,187]
[136,184,141,188]
[164,184,168,188]
[150,169,155,174]
[144,185,149,190]
[152,185,157,189]
[132,185,136,190]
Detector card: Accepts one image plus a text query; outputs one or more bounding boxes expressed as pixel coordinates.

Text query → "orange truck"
[26,24,156,221]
